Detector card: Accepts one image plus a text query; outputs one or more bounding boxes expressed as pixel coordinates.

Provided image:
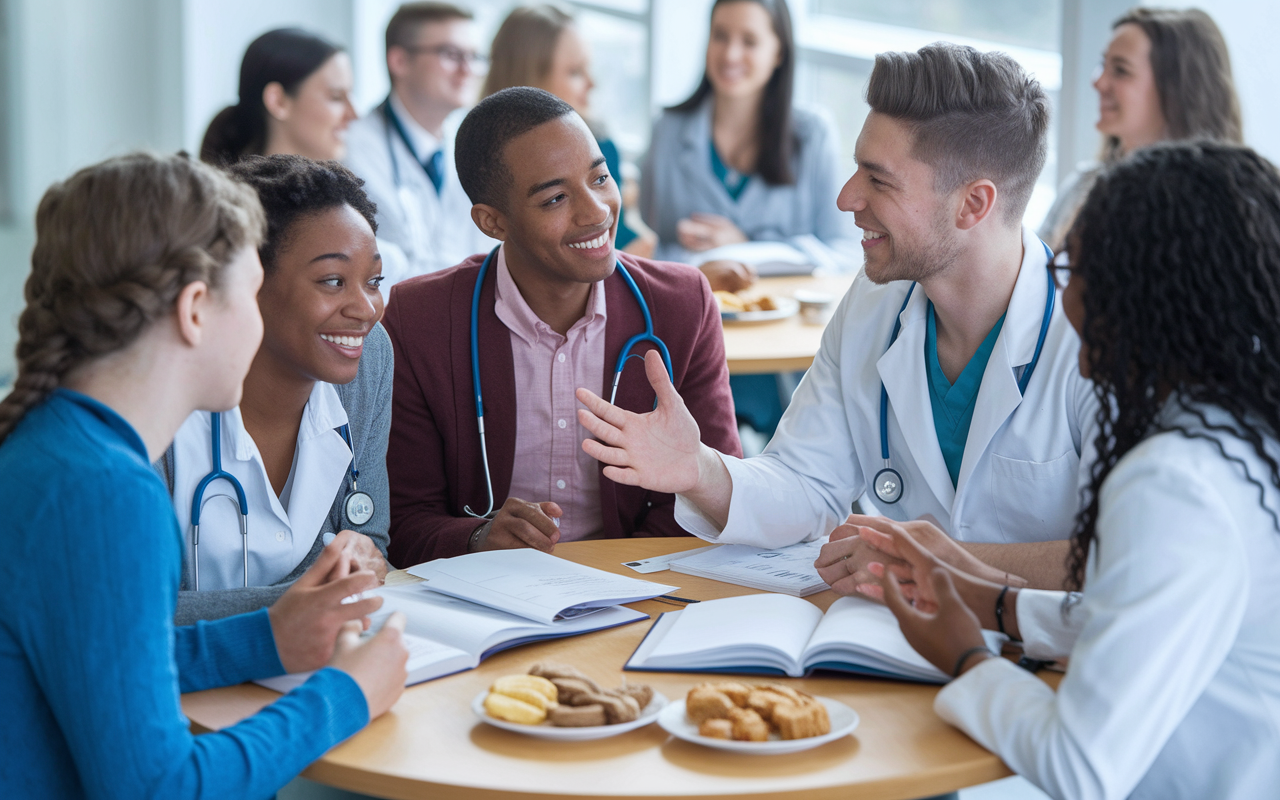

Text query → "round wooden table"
[182,539,1034,799]
[722,274,856,375]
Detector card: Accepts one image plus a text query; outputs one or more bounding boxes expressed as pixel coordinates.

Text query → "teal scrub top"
[926,302,1006,487]
[709,141,750,201]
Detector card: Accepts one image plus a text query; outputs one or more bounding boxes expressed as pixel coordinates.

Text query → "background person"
[0,152,407,798]
[383,88,740,565]
[640,0,855,277]
[876,141,1280,800]
[162,155,394,625]
[481,4,658,259]
[344,2,497,289]
[200,28,357,165]
[1038,6,1242,252]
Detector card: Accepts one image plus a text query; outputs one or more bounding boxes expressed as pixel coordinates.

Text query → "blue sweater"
[0,389,368,799]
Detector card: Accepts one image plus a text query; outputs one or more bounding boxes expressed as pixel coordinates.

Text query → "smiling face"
[837,112,961,284]
[254,204,384,386]
[268,52,358,161]
[1094,24,1166,154]
[392,18,480,114]
[542,26,595,115]
[705,0,782,101]
[483,114,620,287]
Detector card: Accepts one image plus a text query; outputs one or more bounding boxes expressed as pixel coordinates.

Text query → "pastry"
[728,707,770,742]
[698,718,734,739]
[548,703,607,727]
[621,683,653,710]
[686,687,737,723]
[490,675,558,710]
[589,692,640,724]
[549,677,597,706]
[484,692,546,725]
[772,698,831,739]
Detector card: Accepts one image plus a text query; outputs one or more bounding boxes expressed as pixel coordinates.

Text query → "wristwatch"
[468,520,490,552]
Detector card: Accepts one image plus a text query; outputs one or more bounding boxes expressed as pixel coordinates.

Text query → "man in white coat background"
[576,42,1097,593]
[345,2,497,291]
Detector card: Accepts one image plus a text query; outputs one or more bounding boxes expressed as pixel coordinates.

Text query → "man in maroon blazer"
[383,87,741,566]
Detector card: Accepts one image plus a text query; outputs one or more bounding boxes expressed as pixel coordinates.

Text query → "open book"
[257,583,648,692]
[406,549,677,624]
[625,593,1005,684]
[696,241,814,277]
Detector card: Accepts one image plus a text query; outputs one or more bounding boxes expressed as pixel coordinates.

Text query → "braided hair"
[0,152,266,445]
[1067,141,1280,590]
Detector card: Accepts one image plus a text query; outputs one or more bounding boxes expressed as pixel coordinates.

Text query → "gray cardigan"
[161,322,394,625]
[639,101,857,272]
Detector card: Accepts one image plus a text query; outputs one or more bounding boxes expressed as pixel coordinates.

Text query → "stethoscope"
[464,246,673,519]
[872,242,1056,505]
[189,414,373,590]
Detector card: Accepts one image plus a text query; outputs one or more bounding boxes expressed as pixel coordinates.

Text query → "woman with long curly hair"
[859,142,1280,799]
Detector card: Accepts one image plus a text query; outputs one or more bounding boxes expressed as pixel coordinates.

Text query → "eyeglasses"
[1048,248,1075,290]
[403,44,488,70]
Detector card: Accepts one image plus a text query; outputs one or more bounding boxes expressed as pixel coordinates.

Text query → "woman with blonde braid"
[0,152,408,798]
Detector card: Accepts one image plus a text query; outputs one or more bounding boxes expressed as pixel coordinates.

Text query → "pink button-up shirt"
[494,247,608,541]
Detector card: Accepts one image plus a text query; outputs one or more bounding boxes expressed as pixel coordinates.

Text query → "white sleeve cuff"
[1016,589,1080,661]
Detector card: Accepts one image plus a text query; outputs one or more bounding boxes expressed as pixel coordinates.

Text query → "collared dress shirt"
[493,245,607,542]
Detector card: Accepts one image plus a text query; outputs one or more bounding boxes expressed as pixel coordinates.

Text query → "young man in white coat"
[344,2,496,290]
[576,43,1096,592]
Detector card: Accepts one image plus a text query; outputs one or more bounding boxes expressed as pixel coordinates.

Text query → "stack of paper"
[670,539,829,597]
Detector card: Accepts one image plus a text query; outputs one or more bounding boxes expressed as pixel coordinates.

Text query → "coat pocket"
[989,450,1079,543]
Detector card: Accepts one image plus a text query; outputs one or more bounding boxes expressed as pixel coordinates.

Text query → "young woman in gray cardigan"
[160,155,393,625]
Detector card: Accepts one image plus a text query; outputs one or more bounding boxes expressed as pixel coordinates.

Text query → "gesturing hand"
[341,529,389,583]
[699,259,757,293]
[329,612,409,720]
[474,498,562,552]
[268,530,383,674]
[881,567,991,678]
[676,214,750,252]
[576,349,703,494]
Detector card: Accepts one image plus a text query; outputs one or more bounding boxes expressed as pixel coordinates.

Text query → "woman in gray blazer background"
[640,0,855,282]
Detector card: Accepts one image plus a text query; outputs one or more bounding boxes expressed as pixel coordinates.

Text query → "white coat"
[343,96,496,290]
[170,382,354,591]
[676,226,1097,545]
[936,405,1280,799]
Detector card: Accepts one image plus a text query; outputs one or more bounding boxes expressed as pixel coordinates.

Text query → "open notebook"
[625,593,1005,684]
[257,583,648,692]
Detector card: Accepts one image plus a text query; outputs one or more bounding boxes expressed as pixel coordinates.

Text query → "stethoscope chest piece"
[873,467,904,505]
[345,488,375,526]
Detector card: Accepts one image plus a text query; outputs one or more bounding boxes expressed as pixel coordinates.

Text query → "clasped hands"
[816,515,1026,678]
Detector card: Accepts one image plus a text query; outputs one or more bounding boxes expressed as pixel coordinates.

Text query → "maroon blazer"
[383,251,742,567]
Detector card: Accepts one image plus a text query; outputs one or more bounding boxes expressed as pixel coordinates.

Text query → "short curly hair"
[228,154,378,273]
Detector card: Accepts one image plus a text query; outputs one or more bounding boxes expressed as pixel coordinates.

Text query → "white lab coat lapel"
[877,287,957,509]
[285,382,352,556]
[954,230,1053,507]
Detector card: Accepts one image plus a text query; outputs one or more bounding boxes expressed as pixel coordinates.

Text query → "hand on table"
[329,612,409,719]
[340,529,389,583]
[473,498,562,552]
[699,259,758,293]
[269,530,384,673]
[677,214,749,252]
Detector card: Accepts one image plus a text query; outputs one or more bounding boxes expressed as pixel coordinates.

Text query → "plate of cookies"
[657,681,859,754]
[474,661,667,741]
[715,291,800,323]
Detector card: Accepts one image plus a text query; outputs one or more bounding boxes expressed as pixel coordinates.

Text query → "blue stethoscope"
[872,242,1056,505]
[189,415,372,590]
[464,246,673,518]
[382,98,433,192]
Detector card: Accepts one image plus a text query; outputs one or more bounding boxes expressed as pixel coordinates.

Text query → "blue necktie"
[424,150,444,194]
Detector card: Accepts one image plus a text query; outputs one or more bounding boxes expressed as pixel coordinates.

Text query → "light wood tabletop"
[182,539,1050,800]
[722,273,856,375]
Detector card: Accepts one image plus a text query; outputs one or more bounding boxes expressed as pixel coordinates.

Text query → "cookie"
[699,718,734,739]
[728,707,770,742]
[621,683,653,710]
[686,687,737,723]
[491,675,558,710]
[772,698,831,739]
[484,692,546,725]
[548,703,607,727]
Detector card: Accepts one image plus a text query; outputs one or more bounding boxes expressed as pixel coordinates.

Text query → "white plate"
[657,696,859,754]
[720,296,800,323]
[472,691,668,741]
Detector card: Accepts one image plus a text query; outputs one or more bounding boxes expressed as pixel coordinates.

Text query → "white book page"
[643,594,823,671]
[671,539,828,596]
[406,550,676,624]
[253,631,471,693]
[802,596,941,675]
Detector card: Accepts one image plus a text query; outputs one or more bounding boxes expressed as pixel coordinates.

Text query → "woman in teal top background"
[482,4,657,257]
[0,152,407,798]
